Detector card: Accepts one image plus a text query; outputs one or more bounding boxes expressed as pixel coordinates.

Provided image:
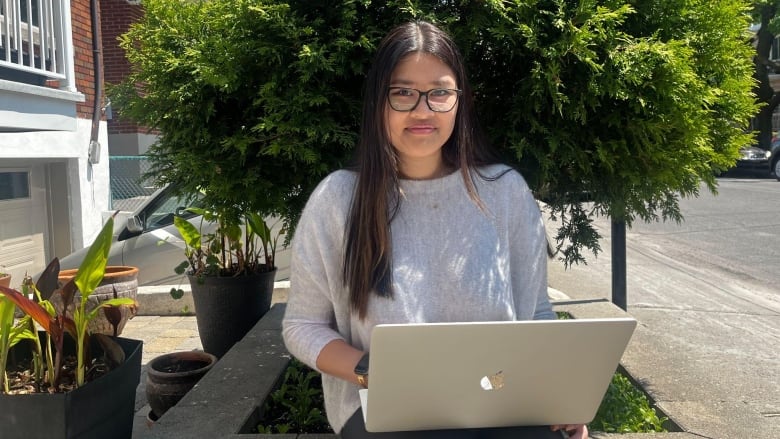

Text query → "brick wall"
[71,0,98,119]
[101,0,145,135]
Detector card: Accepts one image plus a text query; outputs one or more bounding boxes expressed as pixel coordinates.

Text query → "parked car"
[735,134,780,180]
[56,185,290,286]
[736,145,772,172]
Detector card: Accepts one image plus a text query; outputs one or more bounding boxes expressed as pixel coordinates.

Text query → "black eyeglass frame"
[386,87,463,113]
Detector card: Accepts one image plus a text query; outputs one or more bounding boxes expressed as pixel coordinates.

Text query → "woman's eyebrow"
[389,78,455,87]
[389,79,415,86]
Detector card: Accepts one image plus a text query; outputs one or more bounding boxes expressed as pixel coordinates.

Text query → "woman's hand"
[551,423,588,439]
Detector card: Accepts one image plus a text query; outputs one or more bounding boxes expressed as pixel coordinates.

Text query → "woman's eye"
[395,88,415,96]
[430,89,451,97]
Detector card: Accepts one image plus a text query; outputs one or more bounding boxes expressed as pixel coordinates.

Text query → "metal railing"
[0,0,68,80]
[109,155,158,212]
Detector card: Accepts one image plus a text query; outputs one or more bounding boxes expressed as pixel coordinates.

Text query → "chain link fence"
[109,156,158,211]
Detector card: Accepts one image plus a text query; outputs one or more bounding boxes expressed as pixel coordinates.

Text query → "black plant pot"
[145,350,217,418]
[189,268,276,358]
[0,334,143,439]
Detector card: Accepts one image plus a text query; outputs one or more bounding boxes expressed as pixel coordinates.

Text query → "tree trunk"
[754,4,779,149]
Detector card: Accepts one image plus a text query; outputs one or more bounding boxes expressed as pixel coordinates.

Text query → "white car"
[57,186,290,286]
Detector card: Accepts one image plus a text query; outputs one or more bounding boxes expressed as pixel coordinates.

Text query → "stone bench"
[137,297,696,438]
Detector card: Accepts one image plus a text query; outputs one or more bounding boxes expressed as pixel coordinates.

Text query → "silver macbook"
[358,318,637,432]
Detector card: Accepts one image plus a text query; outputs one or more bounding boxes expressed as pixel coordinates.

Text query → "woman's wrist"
[315,339,367,386]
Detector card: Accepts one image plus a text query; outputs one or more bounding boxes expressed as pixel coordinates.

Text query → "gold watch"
[354,353,369,388]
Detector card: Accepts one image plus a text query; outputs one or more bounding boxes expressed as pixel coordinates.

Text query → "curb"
[136,282,566,316]
[135,281,291,316]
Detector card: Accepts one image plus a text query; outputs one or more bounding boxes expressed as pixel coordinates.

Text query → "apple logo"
[480,370,504,391]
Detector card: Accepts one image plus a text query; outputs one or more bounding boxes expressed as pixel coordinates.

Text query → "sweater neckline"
[398,168,463,195]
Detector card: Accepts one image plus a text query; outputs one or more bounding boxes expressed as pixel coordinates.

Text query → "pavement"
[122,266,778,439]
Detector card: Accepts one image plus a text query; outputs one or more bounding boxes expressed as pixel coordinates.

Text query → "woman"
[282,20,587,439]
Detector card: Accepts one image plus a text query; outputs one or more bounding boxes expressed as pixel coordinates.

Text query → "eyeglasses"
[387,87,462,112]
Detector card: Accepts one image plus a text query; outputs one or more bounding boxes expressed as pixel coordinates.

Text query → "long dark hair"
[344,21,498,319]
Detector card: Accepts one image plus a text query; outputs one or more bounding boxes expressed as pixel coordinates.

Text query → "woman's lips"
[406,125,435,134]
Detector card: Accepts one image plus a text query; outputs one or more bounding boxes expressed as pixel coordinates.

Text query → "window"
[0,171,30,200]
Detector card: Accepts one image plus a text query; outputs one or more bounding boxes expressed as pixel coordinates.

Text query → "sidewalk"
[546,244,779,438]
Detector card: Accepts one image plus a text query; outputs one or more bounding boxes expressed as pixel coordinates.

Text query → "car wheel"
[774,157,780,181]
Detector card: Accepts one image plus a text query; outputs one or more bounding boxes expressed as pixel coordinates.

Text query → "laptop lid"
[359,318,637,432]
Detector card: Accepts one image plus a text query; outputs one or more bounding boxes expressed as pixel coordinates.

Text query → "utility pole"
[611,220,627,310]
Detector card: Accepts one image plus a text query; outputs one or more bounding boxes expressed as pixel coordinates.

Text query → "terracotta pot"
[0,273,10,289]
[145,351,217,418]
[57,266,139,336]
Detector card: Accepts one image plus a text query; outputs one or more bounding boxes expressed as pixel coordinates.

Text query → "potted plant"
[169,207,283,358]
[0,215,142,439]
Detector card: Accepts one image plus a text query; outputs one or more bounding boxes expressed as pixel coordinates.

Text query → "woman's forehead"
[390,52,457,86]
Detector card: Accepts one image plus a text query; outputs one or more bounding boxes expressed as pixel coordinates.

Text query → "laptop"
[358,317,637,432]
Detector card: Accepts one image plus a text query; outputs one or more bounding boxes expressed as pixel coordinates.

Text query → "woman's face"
[385,52,458,179]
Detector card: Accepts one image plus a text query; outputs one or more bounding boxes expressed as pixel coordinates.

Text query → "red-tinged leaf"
[93,333,125,368]
[59,279,78,313]
[35,257,61,301]
[103,306,122,337]
[58,314,77,340]
[0,285,54,332]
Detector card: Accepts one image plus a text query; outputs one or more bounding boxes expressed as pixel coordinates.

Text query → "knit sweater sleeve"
[282,171,353,371]
[506,170,555,320]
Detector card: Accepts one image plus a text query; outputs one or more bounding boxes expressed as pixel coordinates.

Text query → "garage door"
[0,168,48,288]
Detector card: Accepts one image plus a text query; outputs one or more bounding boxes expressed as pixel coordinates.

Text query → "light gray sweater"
[282,164,554,433]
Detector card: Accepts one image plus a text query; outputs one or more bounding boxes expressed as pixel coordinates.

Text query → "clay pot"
[57,266,138,336]
[145,351,217,419]
[0,273,10,289]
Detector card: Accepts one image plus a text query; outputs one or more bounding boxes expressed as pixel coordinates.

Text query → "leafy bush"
[114,0,756,267]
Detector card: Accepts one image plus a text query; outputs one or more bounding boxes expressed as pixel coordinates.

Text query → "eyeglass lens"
[388,88,459,112]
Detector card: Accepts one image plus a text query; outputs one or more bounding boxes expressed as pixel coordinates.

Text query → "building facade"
[0,0,142,282]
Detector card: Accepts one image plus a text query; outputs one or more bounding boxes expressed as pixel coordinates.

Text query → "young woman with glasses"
[282,20,587,439]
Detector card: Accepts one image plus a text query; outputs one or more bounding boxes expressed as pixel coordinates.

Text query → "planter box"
[0,336,143,439]
[141,299,681,438]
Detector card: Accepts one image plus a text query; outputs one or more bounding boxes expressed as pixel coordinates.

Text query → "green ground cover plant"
[592,373,667,433]
[257,358,332,434]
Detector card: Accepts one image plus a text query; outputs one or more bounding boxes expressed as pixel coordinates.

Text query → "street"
[547,173,780,312]
[545,173,780,438]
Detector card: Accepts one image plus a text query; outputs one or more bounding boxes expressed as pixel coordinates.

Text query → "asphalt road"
[546,173,779,311]
[544,173,779,438]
